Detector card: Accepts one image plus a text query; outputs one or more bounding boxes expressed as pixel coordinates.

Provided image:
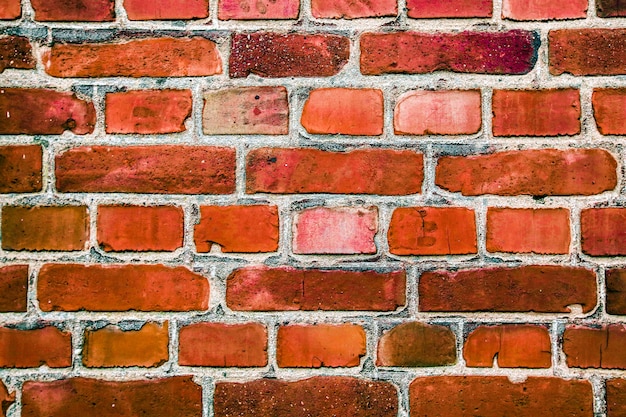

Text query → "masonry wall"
[1,0,626,415]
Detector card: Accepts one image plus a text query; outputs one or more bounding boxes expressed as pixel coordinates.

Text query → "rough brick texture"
[220,0,299,19]
[563,325,626,369]
[124,0,209,20]
[0,37,35,72]
[377,322,456,367]
[549,29,626,75]
[312,0,396,18]
[0,0,20,19]
[503,0,587,20]
[606,269,626,315]
[31,0,115,21]
[597,0,626,16]
[0,265,28,312]
[0,145,42,193]
[407,0,492,18]
[0,327,71,368]
[593,89,626,134]
[581,208,626,256]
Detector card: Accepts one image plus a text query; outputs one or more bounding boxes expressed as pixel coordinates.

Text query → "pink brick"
[124,0,209,20]
[311,0,397,18]
[394,90,481,135]
[503,0,587,20]
[219,0,299,19]
[407,0,492,18]
[293,207,378,254]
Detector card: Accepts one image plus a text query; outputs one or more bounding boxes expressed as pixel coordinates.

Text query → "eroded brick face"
[2,3,625,416]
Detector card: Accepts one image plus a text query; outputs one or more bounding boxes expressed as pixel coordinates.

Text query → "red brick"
[606,269,626,315]
[246,148,423,195]
[597,0,626,16]
[0,0,20,19]
[394,90,481,135]
[388,207,477,255]
[215,377,398,417]
[407,0,491,18]
[22,377,202,417]
[31,0,114,21]
[301,88,383,135]
[492,89,580,136]
[436,149,617,196]
[0,265,27,312]
[230,33,349,78]
[56,146,235,194]
[0,379,14,417]
[409,376,592,417]
[293,206,378,254]
[227,266,405,311]
[2,206,88,251]
[0,37,35,72]
[464,325,551,368]
[105,90,192,134]
[0,145,42,193]
[219,0,299,19]
[179,322,267,367]
[550,29,626,75]
[419,265,596,313]
[581,208,626,256]
[277,324,366,368]
[98,205,183,252]
[564,325,626,369]
[194,205,279,253]
[38,264,209,312]
[0,88,95,134]
[44,37,221,77]
[593,89,626,135]
[83,322,169,368]
[376,322,456,367]
[0,327,71,368]
[486,208,570,254]
[608,379,626,417]
[503,0,586,20]
[124,0,209,20]
[203,87,289,135]
[311,0,396,18]
[361,31,537,75]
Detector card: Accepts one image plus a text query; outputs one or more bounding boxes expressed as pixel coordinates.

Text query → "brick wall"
[1,0,626,415]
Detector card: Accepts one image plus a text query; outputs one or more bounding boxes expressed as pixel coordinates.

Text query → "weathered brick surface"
[0,145,42,193]
[31,0,115,21]
[607,379,626,417]
[0,265,28,312]
[593,89,626,135]
[581,208,626,256]
[312,0,396,18]
[606,269,626,315]
[0,0,20,19]
[503,0,587,20]
[597,0,626,16]
[0,37,35,73]
[549,29,626,75]
[124,0,209,20]
[377,322,456,367]
[406,0,492,18]
[564,325,626,369]
[220,0,299,19]
[0,327,72,368]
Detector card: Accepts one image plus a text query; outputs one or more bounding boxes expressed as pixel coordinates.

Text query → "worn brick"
[419,266,597,313]
[0,265,27,312]
[179,322,267,367]
[597,0,626,16]
[0,88,95,134]
[593,89,626,135]
[38,264,209,312]
[219,0,299,19]
[0,37,35,73]
[105,90,192,134]
[492,89,580,136]
[293,206,378,254]
[0,379,14,417]
[311,0,396,18]
[394,90,482,135]
[0,0,20,19]
[0,145,42,193]
[377,322,456,367]
[277,324,366,368]
[503,0,587,20]
[230,33,349,78]
[550,29,626,75]
[409,376,592,416]
[83,322,169,368]
[464,325,551,368]
[214,377,398,417]
[301,88,383,135]
[31,0,114,21]
[124,0,209,20]
[97,205,183,252]
[227,266,405,311]
[0,327,71,368]
[607,379,626,417]
[2,206,88,251]
[388,207,477,255]
[564,325,626,369]
[56,146,236,194]
[194,205,279,253]
[436,149,617,196]
[361,31,538,75]
[22,377,202,417]
[407,0,492,18]
[486,208,570,254]
[606,269,626,315]
[44,37,221,77]
[581,208,626,256]
[246,148,423,195]
[203,87,289,135]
